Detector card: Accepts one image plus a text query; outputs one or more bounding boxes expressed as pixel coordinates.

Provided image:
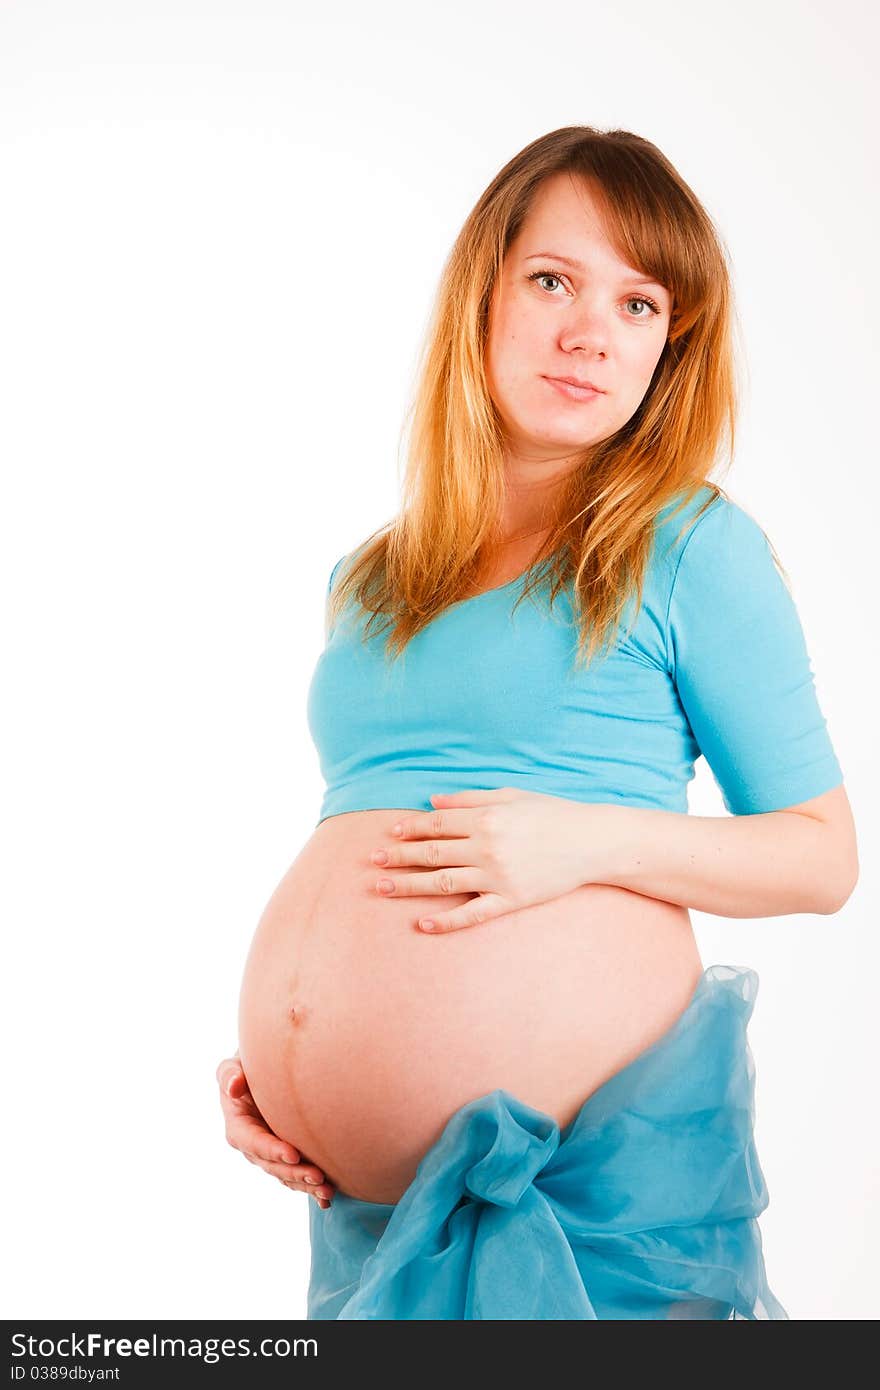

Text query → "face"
[485,171,672,482]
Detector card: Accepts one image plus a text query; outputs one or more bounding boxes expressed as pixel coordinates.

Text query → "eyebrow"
[524,252,667,290]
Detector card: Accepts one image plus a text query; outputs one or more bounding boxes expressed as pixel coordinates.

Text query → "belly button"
[288,1004,305,1027]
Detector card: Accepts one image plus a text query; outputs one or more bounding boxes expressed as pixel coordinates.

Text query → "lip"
[543,375,606,401]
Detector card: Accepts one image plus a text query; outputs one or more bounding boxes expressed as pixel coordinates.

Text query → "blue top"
[306,487,843,825]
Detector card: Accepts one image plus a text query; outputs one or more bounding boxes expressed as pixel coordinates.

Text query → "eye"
[527,269,567,294]
[526,269,663,319]
[623,294,662,318]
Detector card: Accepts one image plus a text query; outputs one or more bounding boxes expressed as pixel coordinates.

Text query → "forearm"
[591,803,850,918]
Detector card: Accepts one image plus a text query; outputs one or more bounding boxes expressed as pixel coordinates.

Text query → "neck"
[498,524,552,545]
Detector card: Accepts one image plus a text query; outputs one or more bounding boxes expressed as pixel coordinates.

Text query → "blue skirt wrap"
[306,964,788,1320]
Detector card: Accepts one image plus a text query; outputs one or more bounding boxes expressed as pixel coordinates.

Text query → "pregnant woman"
[217,126,858,1319]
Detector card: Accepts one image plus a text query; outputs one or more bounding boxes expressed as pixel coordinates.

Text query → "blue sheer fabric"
[306,964,789,1320]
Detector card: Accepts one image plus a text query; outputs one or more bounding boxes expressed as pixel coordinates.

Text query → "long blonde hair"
[328,125,773,669]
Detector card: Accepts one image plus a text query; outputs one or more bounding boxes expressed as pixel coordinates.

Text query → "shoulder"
[327,537,379,594]
[327,553,348,593]
[653,487,773,591]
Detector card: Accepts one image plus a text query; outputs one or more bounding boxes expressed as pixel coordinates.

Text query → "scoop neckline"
[457,569,529,602]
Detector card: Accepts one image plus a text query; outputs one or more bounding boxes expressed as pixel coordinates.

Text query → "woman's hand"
[216,1051,336,1209]
[369,787,615,934]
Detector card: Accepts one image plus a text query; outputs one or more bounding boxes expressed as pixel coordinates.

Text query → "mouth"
[543,376,606,402]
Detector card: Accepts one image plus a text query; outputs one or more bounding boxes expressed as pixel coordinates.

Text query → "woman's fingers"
[251,1148,337,1200]
[281,1179,333,1209]
[216,1055,248,1100]
[216,1051,335,1206]
[245,1148,336,1204]
[225,1107,300,1164]
[217,1055,301,1160]
[243,1150,335,1206]
[225,1071,248,1101]
[236,1132,328,1187]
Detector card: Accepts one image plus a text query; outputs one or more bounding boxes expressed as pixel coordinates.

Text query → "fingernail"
[376,878,394,893]
[420,919,436,931]
[304,1176,319,1184]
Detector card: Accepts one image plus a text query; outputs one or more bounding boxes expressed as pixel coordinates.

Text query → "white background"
[2,0,876,1321]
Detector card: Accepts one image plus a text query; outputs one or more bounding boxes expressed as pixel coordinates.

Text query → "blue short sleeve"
[666,500,843,815]
[324,554,348,638]
[327,554,347,594]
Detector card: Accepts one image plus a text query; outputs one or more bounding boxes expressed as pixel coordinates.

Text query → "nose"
[557,297,611,356]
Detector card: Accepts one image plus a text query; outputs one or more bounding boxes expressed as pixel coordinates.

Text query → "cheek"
[638,332,668,380]
[618,339,665,398]
[491,310,545,389]
[487,321,518,388]
[605,345,666,428]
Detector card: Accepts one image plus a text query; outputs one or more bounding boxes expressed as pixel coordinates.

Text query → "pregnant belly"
[237,808,703,1204]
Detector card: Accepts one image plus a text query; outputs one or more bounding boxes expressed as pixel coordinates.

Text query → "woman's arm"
[644,497,855,918]
[590,783,858,918]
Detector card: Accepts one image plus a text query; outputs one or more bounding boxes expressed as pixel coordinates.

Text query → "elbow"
[807,815,860,915]
[818,858,860,916]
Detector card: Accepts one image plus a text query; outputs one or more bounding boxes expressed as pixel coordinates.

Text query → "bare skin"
[229,812,702,1206]
[219,171,682,1210]
[217,1051,335,1209]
